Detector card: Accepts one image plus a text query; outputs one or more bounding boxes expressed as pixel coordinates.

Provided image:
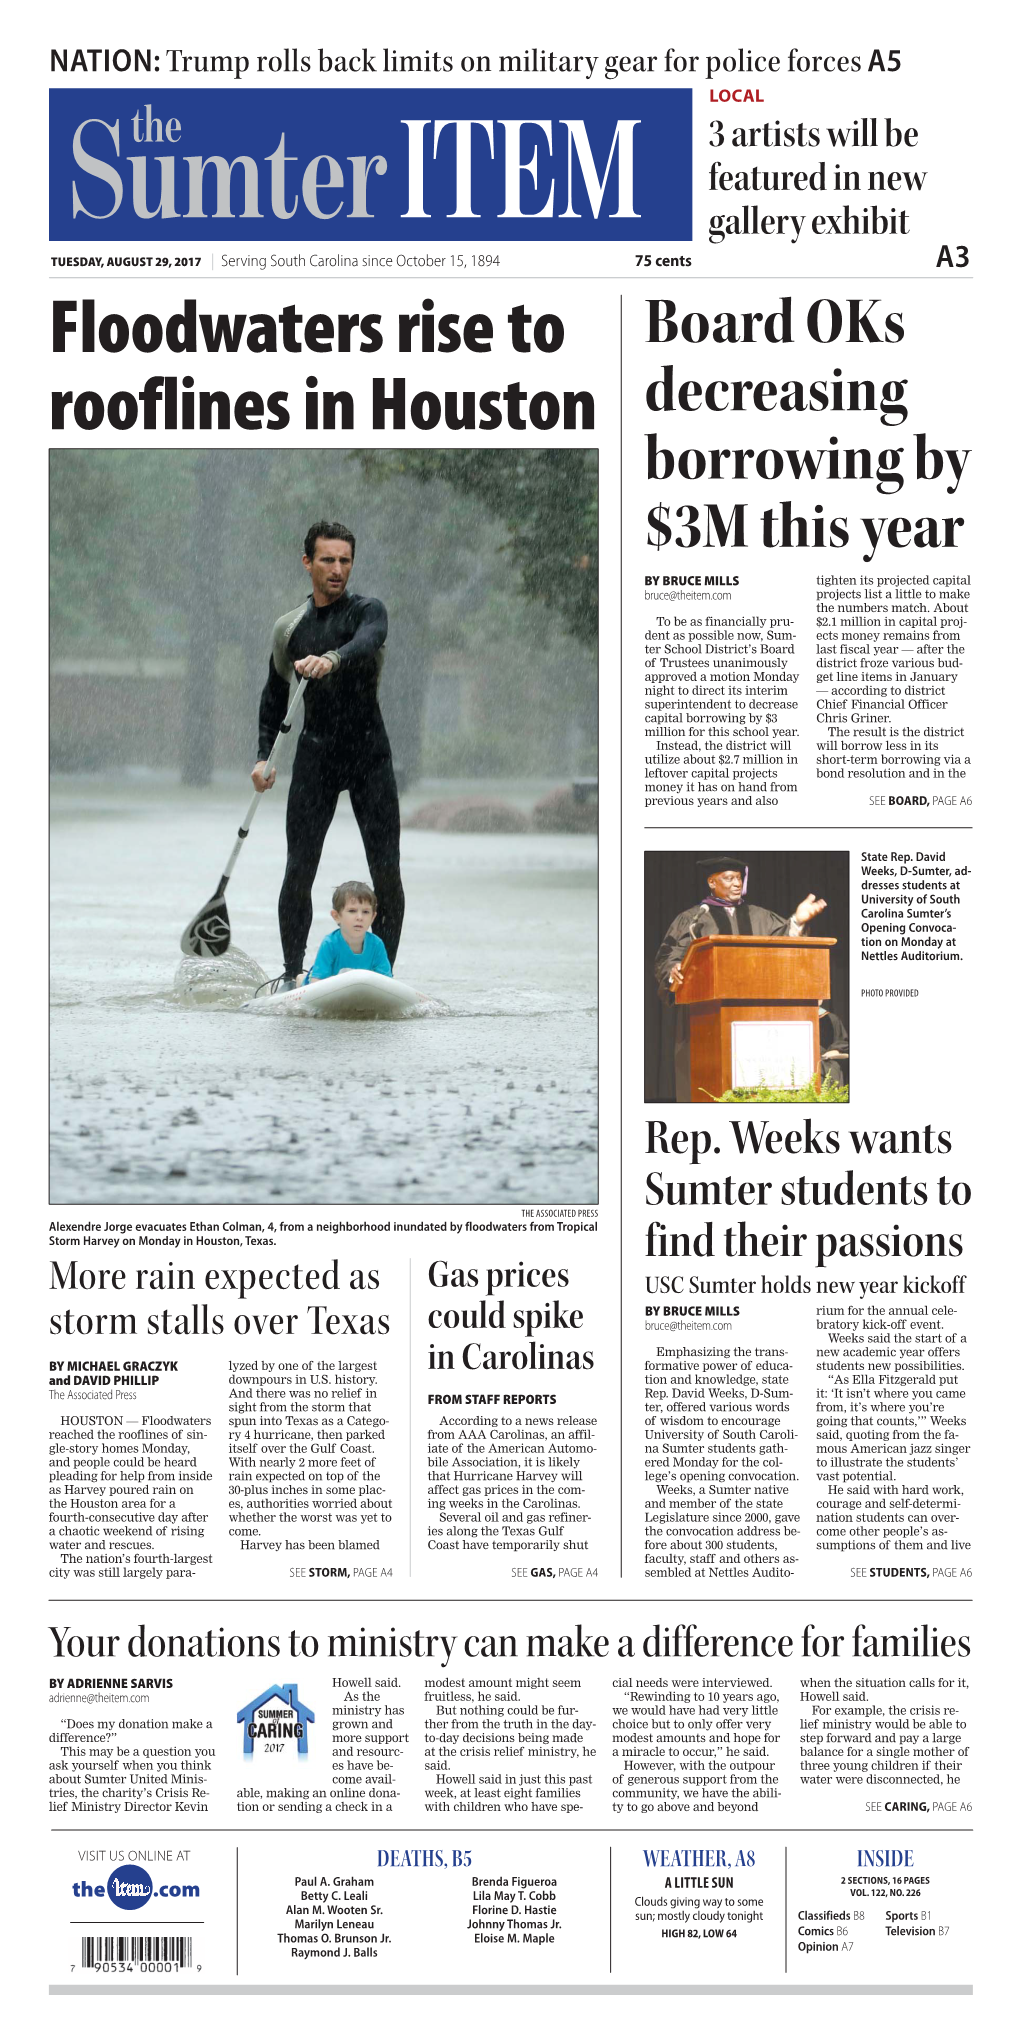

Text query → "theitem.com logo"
[72,1869,200,1910]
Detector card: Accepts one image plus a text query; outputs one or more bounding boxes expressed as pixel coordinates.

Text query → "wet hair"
[332,881,377,913]
[304,520,355,562]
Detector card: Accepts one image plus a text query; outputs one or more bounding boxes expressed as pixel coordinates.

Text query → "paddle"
[180,673,309,959]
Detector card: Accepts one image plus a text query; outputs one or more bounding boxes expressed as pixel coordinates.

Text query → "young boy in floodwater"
[304,881,393,983]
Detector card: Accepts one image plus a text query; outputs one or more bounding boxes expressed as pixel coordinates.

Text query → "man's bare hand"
[251,761,276,793]
[793,893,827,924]
[293,654,334,680]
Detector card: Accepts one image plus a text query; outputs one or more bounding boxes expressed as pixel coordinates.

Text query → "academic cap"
[695,854,747,874]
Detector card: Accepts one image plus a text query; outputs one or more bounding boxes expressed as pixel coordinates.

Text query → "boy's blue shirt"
[306,928,393,982]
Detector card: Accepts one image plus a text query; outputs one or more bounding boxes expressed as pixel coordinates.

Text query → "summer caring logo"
[237,1683,315,1758]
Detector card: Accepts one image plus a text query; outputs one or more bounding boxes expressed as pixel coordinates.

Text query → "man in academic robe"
[653,855,828,1102]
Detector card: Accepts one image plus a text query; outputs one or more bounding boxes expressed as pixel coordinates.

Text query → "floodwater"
[50,774,598,1206]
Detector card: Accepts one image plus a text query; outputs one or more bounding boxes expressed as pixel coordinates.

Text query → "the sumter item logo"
[49,88,692,242]
[72,1868,201,1908]
[107,1865,153,1911]
[237,1683,315,1758]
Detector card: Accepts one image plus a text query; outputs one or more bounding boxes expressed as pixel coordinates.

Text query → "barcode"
[81,1936,192,1968]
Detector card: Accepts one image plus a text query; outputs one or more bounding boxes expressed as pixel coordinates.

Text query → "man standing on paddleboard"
[251,521,404,989]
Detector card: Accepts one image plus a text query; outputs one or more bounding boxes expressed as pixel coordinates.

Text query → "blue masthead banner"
[49,87,691,242]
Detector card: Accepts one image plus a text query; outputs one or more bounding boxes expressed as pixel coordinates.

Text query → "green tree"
[357,449,598,647]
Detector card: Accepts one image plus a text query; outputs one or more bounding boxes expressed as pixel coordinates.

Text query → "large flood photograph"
[50,449,598,1205]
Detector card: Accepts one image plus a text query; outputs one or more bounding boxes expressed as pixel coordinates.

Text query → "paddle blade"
[181,893,231,959]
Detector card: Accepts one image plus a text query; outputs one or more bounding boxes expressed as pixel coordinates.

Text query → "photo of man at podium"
[647,851,850,1103]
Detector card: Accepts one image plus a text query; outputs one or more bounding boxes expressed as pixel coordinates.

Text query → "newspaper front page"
[13,0,1012,2025]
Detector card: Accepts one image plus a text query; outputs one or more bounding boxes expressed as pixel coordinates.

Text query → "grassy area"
[708,1078,850,1104]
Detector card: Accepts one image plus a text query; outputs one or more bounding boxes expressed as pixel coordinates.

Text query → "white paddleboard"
[243,969,437,1021]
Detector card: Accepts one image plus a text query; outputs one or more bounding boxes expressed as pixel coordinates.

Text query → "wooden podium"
[672,936,835,1101]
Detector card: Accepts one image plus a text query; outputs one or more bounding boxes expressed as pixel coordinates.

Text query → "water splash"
[172,948,266,1009]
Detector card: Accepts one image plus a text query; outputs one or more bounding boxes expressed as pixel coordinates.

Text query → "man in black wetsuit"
[252,521,404,987]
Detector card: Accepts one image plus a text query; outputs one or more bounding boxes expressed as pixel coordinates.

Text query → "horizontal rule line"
[643,826,973,832]
[44,272,975,284]
[49,1984,974,1998]
[51,1982,975,1999]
